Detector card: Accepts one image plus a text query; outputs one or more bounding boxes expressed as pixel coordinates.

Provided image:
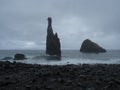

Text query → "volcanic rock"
[14,54,27,60]
[1,61,120,89]
[46,17,61,56]
[80,39,106,53]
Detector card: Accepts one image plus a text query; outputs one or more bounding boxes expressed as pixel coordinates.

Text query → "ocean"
[0,50,120,65]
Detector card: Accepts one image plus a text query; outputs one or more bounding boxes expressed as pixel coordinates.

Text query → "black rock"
[46,17,61,56]
[14,54,27,60]
[103,81,120,90]
[80,39,106,53]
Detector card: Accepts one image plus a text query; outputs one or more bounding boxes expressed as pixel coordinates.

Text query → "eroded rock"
[14,54,27,60]
[80,39,106,53]
[46,17,61,56]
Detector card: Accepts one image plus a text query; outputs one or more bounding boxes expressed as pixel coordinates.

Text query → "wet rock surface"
[46,17,61,56]
[80,39,106,53]
[14,54,27,60]
[0,61,120,90]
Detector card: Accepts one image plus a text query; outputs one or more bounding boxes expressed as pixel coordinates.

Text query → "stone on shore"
[80,39,106,53]
[14,54,27,60]
[0,61,120,90]
[46,17,61,56]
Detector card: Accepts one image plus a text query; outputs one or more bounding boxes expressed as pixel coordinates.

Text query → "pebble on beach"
[0,61,120,90]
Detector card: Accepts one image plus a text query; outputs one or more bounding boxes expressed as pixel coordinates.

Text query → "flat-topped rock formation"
[46,17,61,56]
[80,39,106,53]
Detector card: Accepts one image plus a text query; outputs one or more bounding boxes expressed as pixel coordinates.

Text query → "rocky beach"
[0,61,120,90]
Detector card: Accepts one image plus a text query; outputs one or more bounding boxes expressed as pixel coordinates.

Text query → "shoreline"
[0,61,120,90]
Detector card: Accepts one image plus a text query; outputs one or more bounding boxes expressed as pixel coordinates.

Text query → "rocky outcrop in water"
[80,39,106,53]
[14,54,27,60]
[46,17,61,56]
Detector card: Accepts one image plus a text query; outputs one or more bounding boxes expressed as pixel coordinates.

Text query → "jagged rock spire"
[46,17,61,56]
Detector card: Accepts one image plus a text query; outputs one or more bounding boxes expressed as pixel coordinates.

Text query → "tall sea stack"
[46,17,61,56]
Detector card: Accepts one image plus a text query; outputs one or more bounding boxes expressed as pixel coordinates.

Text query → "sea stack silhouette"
[80,39,106,53]
[46,17,61,56]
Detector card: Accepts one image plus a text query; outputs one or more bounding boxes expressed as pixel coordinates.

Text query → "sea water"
[0,50,120,65]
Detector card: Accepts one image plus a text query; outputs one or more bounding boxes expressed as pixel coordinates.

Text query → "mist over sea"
[0,50,120,65]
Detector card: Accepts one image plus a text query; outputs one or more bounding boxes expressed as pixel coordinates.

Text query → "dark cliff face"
[46,17,61,56]
[80,39,106,53]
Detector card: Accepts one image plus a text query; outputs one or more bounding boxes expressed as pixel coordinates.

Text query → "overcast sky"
[0,0,120,50]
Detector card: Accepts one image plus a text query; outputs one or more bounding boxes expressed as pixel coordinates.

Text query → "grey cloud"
[0,0,120,50]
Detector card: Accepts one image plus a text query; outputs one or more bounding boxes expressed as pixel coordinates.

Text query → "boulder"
[14,54,27,60]
[46,17,61,56]
[80,39,106,53]
[103,81,120,90]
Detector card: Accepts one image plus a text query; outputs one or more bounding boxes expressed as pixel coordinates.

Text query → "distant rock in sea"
[80,39,106,53]
[14,54,27,60]
[46,17,61,56]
